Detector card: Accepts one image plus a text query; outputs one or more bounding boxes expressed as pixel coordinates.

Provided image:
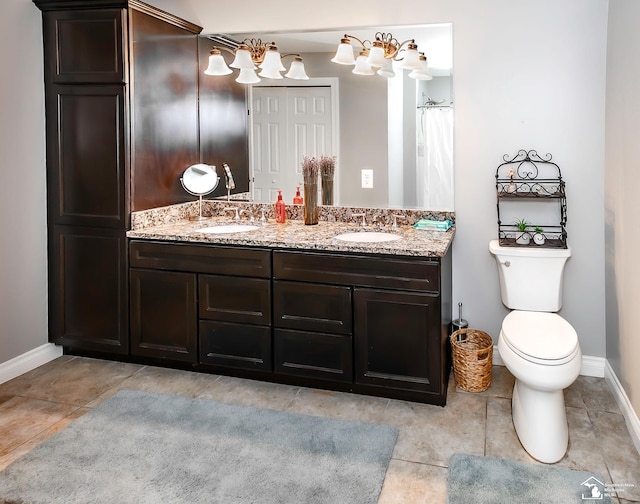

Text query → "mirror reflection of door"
[250,86,334,204]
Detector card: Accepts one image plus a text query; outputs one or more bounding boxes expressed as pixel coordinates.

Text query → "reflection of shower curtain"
[416,107,454,210]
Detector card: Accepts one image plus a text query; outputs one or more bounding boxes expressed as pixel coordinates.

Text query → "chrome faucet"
[239,209,255,222]
[223,163,235,201]
[352,213,366,227]
[391,215,406,230]
[223,207,240,221]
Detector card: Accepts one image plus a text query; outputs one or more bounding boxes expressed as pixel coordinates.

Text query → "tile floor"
[0,356,639,503]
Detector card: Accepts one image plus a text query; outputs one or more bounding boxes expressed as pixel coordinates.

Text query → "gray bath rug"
[0,389,398,504]
[447,453,614,503]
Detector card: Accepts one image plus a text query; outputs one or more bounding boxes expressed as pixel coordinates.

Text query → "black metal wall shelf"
[496,149,567,248]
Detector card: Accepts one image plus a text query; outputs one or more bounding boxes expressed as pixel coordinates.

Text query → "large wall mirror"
[208,24,453,210]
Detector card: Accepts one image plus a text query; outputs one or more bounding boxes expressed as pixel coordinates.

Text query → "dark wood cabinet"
[273,250,451,403]
[46,85,128,228]
[127,240,451,404]
[354,288,441,393]
[34,0,204,355]
[130,269,197,361]
[129,240,272,369]
[49,225,128,354]
[42,8,126,84]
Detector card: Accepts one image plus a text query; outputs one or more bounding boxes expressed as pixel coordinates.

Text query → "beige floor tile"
[85,365,222,407]
[0,396,79,457]
[284,387,390,424]
[589,410,640,502]
[451,364,515,400]
[485,396,537,464]
[196,375,301,410]
[378,459,447,504]
[556,407,610,478]
[382,390,486,466]
[0,357,143,406]
[0,406,89,471]
[577,376,621,414]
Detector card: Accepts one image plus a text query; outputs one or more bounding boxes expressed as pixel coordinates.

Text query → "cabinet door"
[130,269,197,362]
[49,225,128,353]
[46,85,128,228]
[43,9,126,84]
[354,288,441,393]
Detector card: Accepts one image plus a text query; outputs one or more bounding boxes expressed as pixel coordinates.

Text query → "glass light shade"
[352,52,375,75]
[258,67,283,79]
[331,39,356,65]
[399,43,422,70]
[204,50,232,76]
[285,58,309,80]
[230,46,255,70]
[366,41,387,68]
[259,46,286,72]
[377,58,395,78]
[408,55,433,80]
[235,68,261,84]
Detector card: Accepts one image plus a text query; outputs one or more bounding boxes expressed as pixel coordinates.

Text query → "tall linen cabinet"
[33,0,203,354]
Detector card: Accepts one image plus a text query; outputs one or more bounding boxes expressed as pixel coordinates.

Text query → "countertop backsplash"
[131,200,455,231]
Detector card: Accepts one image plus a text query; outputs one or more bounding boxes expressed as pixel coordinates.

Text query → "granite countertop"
[127,216,455,258]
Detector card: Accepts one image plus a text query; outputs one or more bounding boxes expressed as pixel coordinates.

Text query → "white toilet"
[489,240,581,464]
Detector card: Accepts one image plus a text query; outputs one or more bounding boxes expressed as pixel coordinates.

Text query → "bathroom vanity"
[126,206,453,405]
[32,0,455,406]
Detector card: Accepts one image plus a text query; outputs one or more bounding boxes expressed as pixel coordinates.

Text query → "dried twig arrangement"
[302,156,319,185]
[319,155,336,178]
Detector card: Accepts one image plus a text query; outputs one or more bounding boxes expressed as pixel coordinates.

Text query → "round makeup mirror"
[180,164,220,219]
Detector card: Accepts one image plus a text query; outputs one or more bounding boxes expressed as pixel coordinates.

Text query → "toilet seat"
[501,311,579,365]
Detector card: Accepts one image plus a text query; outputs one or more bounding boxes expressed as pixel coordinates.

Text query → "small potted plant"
[514,218,530,245]
[533,226,546,245]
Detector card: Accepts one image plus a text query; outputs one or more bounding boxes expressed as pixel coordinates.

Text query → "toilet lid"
[502,311,578,361]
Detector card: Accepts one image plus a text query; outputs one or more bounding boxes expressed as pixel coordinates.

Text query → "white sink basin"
[334,231,401,243]
[195,224,260,234]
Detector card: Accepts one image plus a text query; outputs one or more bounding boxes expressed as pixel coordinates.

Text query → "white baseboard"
[0,343,63,385]
[605,361,640,455]
[491,345,605,377]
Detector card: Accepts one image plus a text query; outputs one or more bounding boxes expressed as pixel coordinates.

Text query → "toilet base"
[512,379,568,464]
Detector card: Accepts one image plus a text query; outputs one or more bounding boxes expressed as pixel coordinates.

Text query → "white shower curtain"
[416,107,454,210]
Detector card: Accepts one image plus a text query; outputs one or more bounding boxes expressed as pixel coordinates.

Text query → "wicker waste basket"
[450,328,493,392]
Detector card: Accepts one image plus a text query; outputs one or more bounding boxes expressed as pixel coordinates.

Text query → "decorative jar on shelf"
[533,227,546,245]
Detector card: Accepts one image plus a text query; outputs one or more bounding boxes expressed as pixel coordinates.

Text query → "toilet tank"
[489,240,571,312]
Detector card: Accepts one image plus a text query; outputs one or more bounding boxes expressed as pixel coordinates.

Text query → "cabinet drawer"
[130,241,271,277]
[274,329,352,382]
[200,321,271,372]
[200,275,270,325]
[273,281,352,334]
[273,250,439,292]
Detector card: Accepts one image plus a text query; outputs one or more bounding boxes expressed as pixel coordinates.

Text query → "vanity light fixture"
[331,32,431,80]
[204,36,309,84]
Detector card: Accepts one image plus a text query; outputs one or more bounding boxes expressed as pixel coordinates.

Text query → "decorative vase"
[533,233,546,245]
[321,174,334,206]
[303,182,319,225]
[515,232,530,245]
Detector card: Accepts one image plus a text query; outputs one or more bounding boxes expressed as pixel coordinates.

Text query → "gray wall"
[0,0,47,363]
[605,0,640,417]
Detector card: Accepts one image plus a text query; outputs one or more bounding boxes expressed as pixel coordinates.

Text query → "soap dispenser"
[275,189,287,223]
[293,186,303,205]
